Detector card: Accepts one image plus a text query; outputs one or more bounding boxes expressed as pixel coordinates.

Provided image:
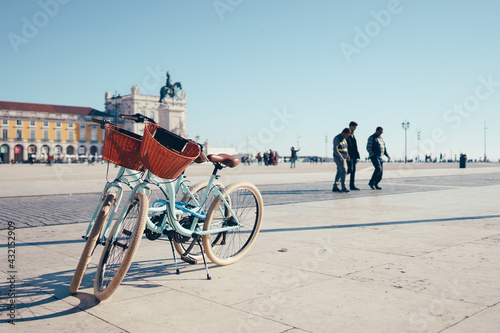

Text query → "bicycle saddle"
[207,154,240,168]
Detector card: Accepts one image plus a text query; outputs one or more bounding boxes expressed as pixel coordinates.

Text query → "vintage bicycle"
[69,114,216,294]
[82,114,263,301]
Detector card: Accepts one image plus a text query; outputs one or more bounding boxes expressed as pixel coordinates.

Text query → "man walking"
[367,127,390,190]
[346,121,360,190]
[332,128,351,193]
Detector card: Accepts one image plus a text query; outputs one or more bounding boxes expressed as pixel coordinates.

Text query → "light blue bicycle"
[88,114,264,301]
[70,115,212,294]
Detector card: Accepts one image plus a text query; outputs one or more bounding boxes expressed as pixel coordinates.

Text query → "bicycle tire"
[70,191,117,293]
[202,181,263,266]
[94,192,148,301]
[173,180,224,260]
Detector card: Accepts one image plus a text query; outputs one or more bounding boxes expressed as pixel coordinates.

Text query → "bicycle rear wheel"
[70,191,117,293]
[94,192,148,301]
[202,181,263,266]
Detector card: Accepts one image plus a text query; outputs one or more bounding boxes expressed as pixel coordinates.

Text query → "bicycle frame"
[139,170,242,239]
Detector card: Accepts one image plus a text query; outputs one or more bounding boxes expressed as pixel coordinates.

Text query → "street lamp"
[416,128,421,162]
[111,92,122,125]
[484,120,488,162]
[401,120,410,163]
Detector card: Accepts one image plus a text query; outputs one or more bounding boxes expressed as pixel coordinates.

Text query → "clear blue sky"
[2,0,499,161]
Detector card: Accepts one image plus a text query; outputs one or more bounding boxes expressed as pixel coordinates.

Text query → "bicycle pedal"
[181,255,197,265]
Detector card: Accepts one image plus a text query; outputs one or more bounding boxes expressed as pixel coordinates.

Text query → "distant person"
[332,128,351,193]
[274,151,279,165]
[269,149,275,165]
[366,127,390,190]
[346,121,360,190]
[290,147,300,168]
[256,152,262,165]
[263,151,269,166]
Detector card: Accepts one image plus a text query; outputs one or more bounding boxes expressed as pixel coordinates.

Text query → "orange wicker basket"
[101,123,145,171]
[140,122,200,179]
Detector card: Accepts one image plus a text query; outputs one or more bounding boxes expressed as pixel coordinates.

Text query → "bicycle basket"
[140,122,200,179]
[102,123,145,171]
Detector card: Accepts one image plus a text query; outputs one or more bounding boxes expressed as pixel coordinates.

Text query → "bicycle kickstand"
[165,232,181,274]
[195,235,212,280]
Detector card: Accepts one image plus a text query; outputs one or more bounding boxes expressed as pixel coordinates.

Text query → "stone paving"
[0,163,499,332]
[1,172,499,230]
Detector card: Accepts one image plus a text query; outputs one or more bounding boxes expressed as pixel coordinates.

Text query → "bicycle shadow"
[0,256,218,323]
[0,268,99,324]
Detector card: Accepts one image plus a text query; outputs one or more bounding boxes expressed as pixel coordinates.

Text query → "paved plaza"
[0,161,500,332]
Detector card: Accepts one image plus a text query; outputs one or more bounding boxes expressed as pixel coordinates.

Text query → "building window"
[56,130,62,142]
[68,131,74,142]
[16,129,22,141]
[43,130,49,141]
[30,129,36,141]
[16,120,22,126]
[2,119,7,125]
[150,111,155,120]
[56,122,61,127]
[43,121,48,127]
[68,123,73,128]
[2,129,7,140]
[91,127,97,142]
[80,124,86,141]
[30,121,35,126]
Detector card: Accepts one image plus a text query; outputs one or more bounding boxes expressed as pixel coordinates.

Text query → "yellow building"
[0,101,110,163]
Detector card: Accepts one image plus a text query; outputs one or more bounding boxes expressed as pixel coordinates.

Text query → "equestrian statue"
[159,71,182,103]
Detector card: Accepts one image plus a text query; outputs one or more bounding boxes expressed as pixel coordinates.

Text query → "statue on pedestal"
[159,71,182,103]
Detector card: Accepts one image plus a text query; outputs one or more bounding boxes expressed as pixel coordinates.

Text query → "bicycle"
[93,115,264,301]
[69,119,145,293]
[70,114,210,294]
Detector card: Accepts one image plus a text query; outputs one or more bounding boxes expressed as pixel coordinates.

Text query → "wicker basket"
[102,123,145,171]
[140,122,200,179]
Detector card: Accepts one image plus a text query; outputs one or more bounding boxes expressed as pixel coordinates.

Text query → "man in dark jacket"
[346,121,360,190]
[366,127,391,189]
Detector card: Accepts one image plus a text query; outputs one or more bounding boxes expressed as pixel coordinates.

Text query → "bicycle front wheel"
[70,191,117,293]
[202,181,263,266]
[94,192,148,301]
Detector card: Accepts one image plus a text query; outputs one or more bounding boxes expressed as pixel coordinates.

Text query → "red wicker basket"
[140,122,200,179]
[101,123,145,171]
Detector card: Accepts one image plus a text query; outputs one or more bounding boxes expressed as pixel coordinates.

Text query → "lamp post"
[401,120,410,163]
[111,92,122,125]
[325,134,328,162]
[484,120,488,162]
[416,128,421,162]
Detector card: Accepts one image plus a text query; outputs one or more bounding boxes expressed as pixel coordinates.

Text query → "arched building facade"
[0,101,109,163]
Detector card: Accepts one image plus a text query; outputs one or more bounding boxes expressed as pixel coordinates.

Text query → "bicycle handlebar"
[120,113,156,124]
[92,117,111,129]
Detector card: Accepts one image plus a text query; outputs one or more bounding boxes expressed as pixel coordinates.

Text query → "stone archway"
[0,144,9,163]
[14,145,23,163]
[78,145,86,156]
[28,145,37,163]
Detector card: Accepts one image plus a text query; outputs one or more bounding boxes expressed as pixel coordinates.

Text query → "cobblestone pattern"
[1,173,498,230]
